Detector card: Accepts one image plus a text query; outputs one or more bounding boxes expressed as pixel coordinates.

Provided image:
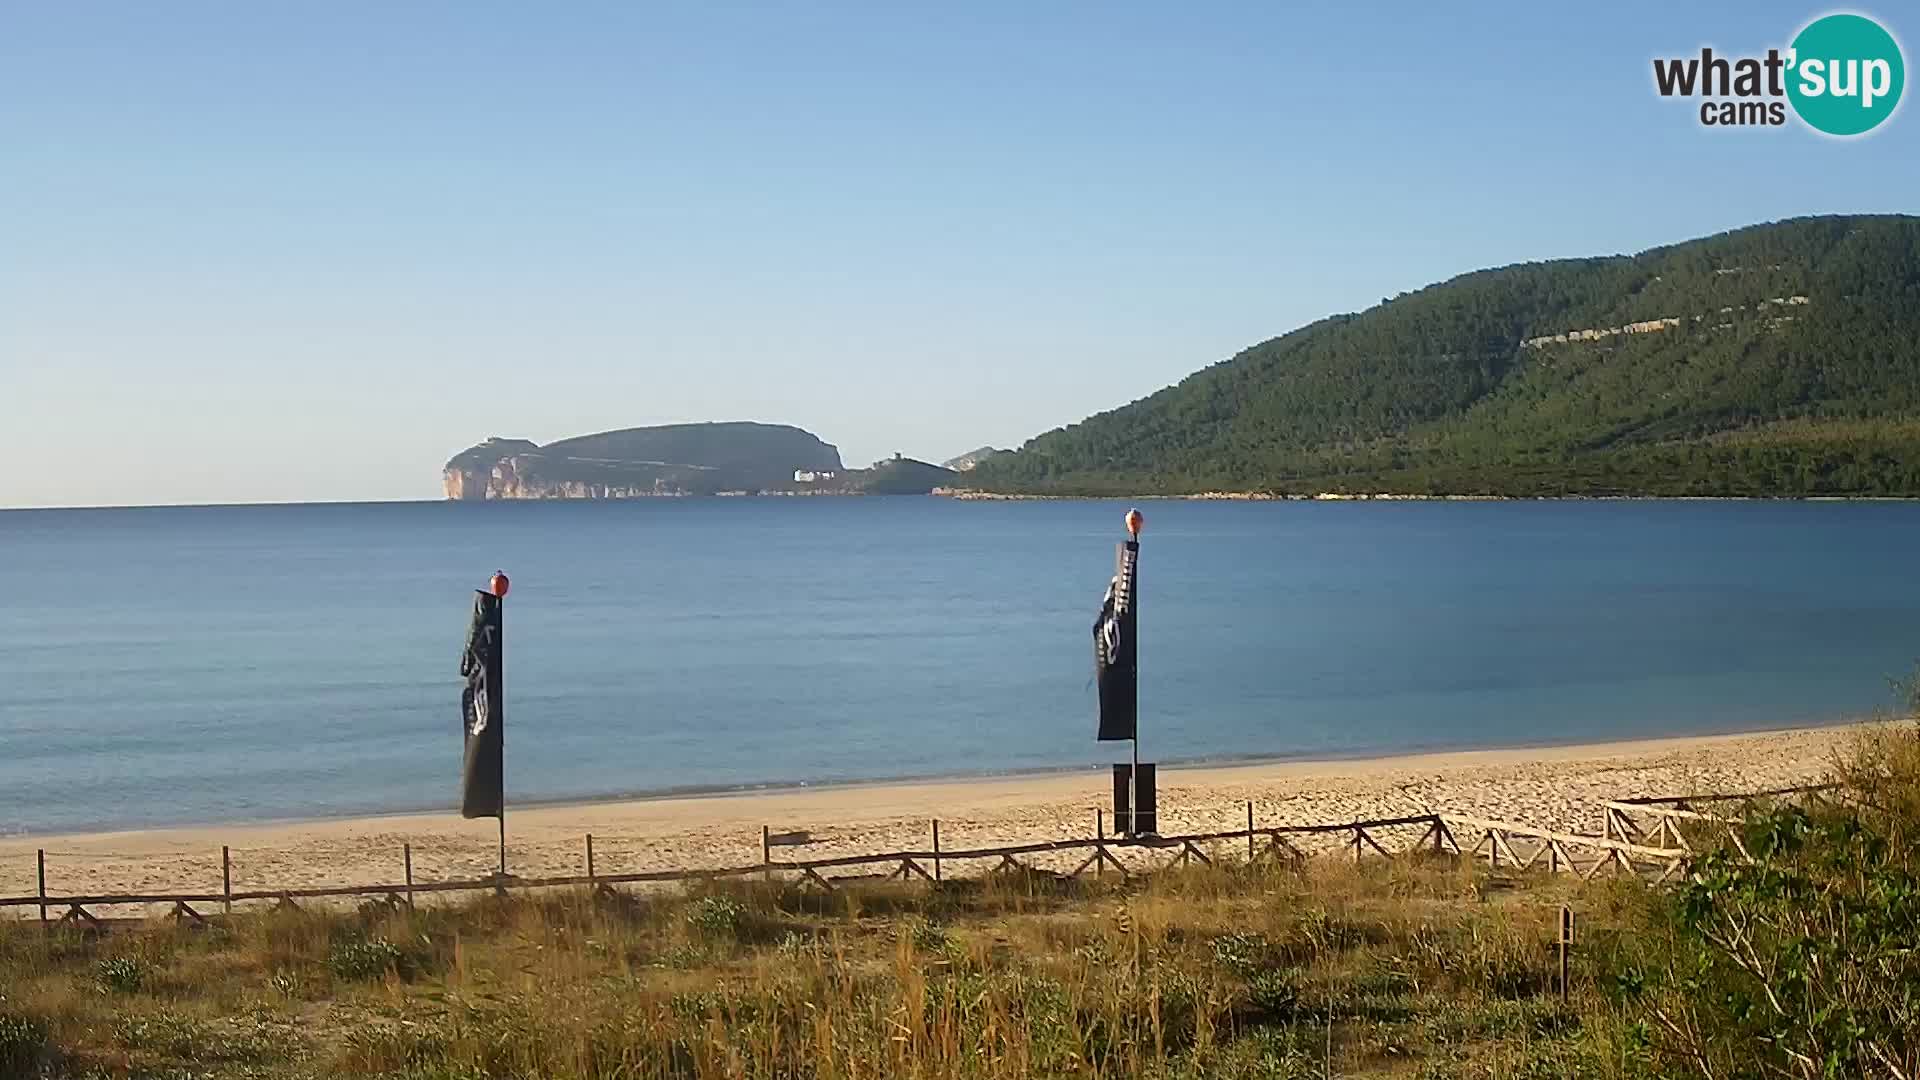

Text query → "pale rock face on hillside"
[941,446,1005,472]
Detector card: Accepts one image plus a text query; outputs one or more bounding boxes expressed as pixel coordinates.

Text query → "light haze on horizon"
[4,1,1916,508]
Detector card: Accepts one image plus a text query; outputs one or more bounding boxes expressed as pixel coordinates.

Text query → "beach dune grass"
[0,845,1662,1079]
[5,721,1917,1078]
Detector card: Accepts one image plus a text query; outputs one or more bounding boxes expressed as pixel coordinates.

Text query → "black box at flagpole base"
[1111,763,1157,836]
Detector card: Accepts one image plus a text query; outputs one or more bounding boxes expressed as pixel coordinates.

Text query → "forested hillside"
[969,215,1920,496]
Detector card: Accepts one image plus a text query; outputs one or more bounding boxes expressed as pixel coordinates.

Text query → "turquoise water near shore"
[2,498,1915,834]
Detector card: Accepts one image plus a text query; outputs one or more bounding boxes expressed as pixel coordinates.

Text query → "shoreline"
[0,723,1884,905]
[937,489,1920,502]
[10,493,1920,514]
[6,712,1868,841]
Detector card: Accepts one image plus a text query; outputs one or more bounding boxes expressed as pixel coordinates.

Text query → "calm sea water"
[2,498,1917,834]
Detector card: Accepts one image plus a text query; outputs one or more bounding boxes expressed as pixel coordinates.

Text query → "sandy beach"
[0,724,1871,911]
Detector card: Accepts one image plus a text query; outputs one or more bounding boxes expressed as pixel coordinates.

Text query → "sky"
[3,2,1916,507]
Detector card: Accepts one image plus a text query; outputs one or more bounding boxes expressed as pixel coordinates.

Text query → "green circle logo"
[1787,13,1905,136]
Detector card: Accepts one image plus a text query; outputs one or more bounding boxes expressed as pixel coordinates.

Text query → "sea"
[2,497,1917,835]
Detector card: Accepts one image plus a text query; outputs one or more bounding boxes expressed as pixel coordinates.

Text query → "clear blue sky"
[3,2,1914,507]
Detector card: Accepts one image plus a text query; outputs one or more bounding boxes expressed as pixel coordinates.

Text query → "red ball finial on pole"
[1124,508,1144,538]
[488,570,511,598]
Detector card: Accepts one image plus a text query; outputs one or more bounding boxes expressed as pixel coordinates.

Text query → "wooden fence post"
[403,843,415,909]
[222,846,232,916]
[1559,905,1574,1002]
[931,820,941,882]
[37,850,46,925]
[1095,810,1105,880]
[762,826,771,883]
[586,834,596,884]
[1246,802,1255,863]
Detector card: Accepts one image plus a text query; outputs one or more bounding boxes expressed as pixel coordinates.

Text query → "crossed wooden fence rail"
[1601,783,1840,855]
[1,788,1829,926]
[1448,815,1693,884]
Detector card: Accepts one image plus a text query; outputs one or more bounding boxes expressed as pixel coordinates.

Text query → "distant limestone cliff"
[443,423,844,499]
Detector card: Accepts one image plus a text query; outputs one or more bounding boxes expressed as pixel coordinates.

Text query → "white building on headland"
[793,469,838,483]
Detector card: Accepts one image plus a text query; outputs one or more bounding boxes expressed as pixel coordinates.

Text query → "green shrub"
[327,936,404,982]
[684,896,746,939]
[773,929,812,958]
[93,955,149,995]
[1245,1026,1325,1080]
[113,1012,204,1057]
[111,1010,275,1063]
[1211,931,1270,977]
[1626,725,1920,1078]
[1247,968,1304,1020]
[0,1013,50,1078]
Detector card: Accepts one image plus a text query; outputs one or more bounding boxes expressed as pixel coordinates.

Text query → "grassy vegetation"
[2,857,1645,1079]
[4,725,1917,1079]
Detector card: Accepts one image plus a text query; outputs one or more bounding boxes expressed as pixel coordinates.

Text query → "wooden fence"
[1448,814,1691,883]
[1601,782,1839,852]
[1,811,1444,925]
[2,789,1822,926]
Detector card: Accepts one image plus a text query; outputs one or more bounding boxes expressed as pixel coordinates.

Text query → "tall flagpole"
[1125,508,1143,835]
[490,570,510,878]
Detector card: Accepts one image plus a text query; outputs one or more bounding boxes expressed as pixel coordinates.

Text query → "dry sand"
[0,725,1868,912]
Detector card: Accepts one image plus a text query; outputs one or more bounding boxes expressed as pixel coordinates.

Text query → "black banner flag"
[459,590,504,819]
[1093,539,1138,741]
